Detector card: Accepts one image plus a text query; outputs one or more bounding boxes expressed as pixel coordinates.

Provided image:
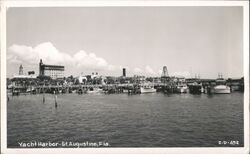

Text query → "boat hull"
[213,85,231,94]
[213,89,231,94]
[140,87,156,93]
[176,87,188,93]
[86,88,103,94]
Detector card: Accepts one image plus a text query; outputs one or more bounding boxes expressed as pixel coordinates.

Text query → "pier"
[8,77,244,96]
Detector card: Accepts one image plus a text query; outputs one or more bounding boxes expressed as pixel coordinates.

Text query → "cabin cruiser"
[140,83,156,93]
[213,85,231,94]
[176,84,188,93]
[26,86,35,93]
[213,74,231,94]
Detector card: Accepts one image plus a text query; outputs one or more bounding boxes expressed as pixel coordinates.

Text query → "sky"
[7,7,243,78]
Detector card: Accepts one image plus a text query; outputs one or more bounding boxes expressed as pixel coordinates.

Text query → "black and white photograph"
[1,1,249,154]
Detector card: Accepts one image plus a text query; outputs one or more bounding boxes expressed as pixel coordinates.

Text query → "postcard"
[1,1,249,154]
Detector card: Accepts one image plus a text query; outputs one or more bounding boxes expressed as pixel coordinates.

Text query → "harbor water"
[7,92,244,147]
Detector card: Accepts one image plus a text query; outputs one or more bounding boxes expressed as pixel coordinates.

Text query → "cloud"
[133,67,143,74]
[8,42,72,65]
[133,66,158,76]
[73,50,109,70]
[7,42,121,73]
[158,70,163,76]
[145,65,156,75]
[8,44,39,65]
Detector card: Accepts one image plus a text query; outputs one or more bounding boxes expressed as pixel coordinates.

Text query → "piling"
[207,86,212,94]
[43,93,45,103]
[55,95,58,108]
[43,87,45,103]
[54,91,58,108]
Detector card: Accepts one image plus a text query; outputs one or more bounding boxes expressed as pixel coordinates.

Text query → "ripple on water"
[7,92,244,147]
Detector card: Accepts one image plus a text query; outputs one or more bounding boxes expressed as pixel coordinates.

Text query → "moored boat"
[176,84,188,93]
[213,85,230,94]
[188,82,202,94]
[140,83,156,93]
[213,74,231,94]
[86,87,103,94]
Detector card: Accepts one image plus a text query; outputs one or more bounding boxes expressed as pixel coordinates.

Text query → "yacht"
[213,74,231,94]
[176,84,188,93]
[213,85,231,94]
[26,86,35,93]
[140,83,156,93]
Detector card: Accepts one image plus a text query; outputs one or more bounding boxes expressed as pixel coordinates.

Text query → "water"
[7,92,244,147]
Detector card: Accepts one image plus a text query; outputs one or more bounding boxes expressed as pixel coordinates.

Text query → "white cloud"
[158,70,162,76]
[133,66,158,76]
[8,44,38,64]
[145,65,156,75]
[7,42,122,73]
[73,50,110,70]
[8,42,72,65]
[133,67,143,74]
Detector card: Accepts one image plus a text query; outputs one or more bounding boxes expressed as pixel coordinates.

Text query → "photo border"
[1,1,249,154]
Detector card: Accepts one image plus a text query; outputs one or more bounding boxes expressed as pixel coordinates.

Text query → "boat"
[188,82,202,94]
[213,85,231,94]
[26,86,35,93]
[176,84,188,93]
[86,87,103,94]
[213,74,231,94]
[12,90,20,96]
[140,83,156,93]
[123,89,129,93]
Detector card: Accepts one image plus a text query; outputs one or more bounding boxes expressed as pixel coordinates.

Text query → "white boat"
[213,85,231,94]
[26,86,35,93]
[213,74,231,94]
[86,87,103,94]
[123,89,129,93]
[140,84,156,93]
[176,84,188,93]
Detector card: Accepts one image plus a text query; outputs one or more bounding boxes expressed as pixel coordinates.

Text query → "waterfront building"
[153,77,161,83]
[176,77,186,83]
[133,75,145,84]
[39,59,64,79]
[14,65,36,80]
[11,74,37,87]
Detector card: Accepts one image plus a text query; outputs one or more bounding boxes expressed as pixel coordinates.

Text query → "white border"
[1,1,249,154]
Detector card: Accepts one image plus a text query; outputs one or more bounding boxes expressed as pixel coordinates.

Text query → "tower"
[19,64,23,75]
[39,59,43,76]
[161,66,169,77]
[123,68,126,77]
